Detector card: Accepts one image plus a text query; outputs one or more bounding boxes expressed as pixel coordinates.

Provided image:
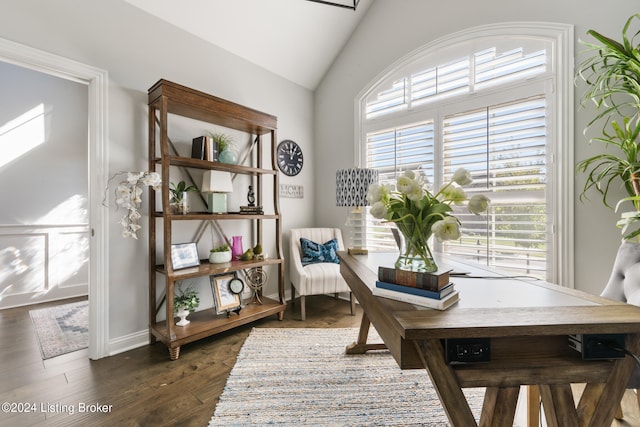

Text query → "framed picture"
[170,242,200,269]
[210,274,241,314]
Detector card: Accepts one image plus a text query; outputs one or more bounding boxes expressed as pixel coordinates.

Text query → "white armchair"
[289,228,356,320]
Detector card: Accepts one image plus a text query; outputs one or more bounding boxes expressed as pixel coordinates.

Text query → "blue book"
[375,280,455,300]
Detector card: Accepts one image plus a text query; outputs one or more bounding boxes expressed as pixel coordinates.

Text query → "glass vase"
[232,235,243,259]
[170,191,190,214]
[394,223,438,272]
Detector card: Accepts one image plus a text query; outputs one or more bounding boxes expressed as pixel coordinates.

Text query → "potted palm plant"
[576,13,640,240]
[208,131,237,164]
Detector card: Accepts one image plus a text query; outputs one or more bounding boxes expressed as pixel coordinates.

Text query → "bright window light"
[0,103,45,169]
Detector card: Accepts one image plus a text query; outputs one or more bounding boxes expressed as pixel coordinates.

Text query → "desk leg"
[480,386,520,427]
[345,313,387,354]
[527,385,540,427]
[576,332,640,426]
[414,339,479,426]
[539,384,578,427]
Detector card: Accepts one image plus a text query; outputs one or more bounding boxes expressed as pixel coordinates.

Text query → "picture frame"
[210,274,241,314]
[170,242,200,270]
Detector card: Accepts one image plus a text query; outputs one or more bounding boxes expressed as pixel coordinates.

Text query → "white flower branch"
[104,171,162,239]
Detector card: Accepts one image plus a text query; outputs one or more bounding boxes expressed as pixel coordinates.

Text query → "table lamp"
[202,170,233,213]
[336,168,378,254]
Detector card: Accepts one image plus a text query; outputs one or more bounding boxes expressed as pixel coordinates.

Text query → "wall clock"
[277,140,304,177]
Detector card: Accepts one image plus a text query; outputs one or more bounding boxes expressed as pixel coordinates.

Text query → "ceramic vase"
[176,307,190,326]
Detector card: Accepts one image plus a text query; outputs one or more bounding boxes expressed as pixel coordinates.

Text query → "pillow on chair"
[300,238,340,266]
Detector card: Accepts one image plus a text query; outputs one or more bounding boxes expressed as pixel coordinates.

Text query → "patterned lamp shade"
[336,168,379,207]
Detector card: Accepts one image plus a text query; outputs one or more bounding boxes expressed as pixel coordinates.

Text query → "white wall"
[315,0,639,296]
[0,0,315,349]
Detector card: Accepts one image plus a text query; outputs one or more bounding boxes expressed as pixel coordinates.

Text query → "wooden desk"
[338,251,640,427]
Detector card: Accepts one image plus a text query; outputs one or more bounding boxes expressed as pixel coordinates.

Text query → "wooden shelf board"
[154,212,279,220]
[155,257,283,279]
[155,155,277,175]
[150,297,286,348]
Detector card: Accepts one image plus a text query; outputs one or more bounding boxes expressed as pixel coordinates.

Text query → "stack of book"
[239,205,264,215]
[191,136,219,161]
[373,265,459,310]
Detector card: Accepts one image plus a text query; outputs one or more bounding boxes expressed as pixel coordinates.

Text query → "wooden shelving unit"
[147,79,285,360]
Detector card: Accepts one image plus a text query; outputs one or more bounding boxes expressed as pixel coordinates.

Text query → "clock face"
[229,278,244,295]
[277,140,303,177]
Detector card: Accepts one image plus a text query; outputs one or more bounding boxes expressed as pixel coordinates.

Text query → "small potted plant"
[174,282,200,326]
[169,180,198,214]
[209,131,237,164]
[209,242,232,263]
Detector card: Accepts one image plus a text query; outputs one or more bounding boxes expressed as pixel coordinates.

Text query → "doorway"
[0,37,109,359]
[0,60,89,308]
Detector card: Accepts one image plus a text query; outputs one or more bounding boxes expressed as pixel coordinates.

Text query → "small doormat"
[29,300,88,359]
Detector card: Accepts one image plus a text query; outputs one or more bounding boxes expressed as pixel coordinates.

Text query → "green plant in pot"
[174,282,200,326]
[209,131,238,164]
[576,13,640,240]
[209,242,232,263]
[169,180,197,214]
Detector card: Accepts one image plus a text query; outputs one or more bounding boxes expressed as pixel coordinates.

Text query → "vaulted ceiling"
[124,0,373,90]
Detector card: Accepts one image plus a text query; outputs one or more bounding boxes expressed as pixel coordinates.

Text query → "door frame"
[0,37,109,360]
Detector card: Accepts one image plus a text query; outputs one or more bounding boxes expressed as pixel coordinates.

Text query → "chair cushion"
[300,237,340,266]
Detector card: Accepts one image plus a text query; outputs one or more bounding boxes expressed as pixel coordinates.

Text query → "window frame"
[354,22,574,287]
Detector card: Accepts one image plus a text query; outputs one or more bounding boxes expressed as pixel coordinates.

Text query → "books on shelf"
[378,265,452,291]
[191,136,219,161]
[239,205,264,215]
[191,136,206,160]
[372,285,459,310]
[375,280,455,300]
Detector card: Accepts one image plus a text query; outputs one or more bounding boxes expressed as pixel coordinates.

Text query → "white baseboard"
[108,330,149,356]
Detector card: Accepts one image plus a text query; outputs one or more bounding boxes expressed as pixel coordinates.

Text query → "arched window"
[357,23,574,285]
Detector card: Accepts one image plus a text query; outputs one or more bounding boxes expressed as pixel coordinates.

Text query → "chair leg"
[290,282,295,306]
[300,295,306,321]
[350,292,356,316]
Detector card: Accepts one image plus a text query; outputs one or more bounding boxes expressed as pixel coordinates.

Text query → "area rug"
[29,300,88,359]
[209,328,485,426]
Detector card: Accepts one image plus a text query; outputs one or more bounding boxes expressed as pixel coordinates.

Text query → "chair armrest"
[289,235,307,288]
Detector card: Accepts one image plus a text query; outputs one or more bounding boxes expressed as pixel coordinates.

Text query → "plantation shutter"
[365,44,547,120]
[365,121,435,250]
[441,96,548,275]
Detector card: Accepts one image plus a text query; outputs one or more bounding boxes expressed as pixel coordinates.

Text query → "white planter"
[209,250,232,264]
[176,308,190,326]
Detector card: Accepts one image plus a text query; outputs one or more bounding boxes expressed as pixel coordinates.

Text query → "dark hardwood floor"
[1,296,639,426]
[0,295,362,426]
